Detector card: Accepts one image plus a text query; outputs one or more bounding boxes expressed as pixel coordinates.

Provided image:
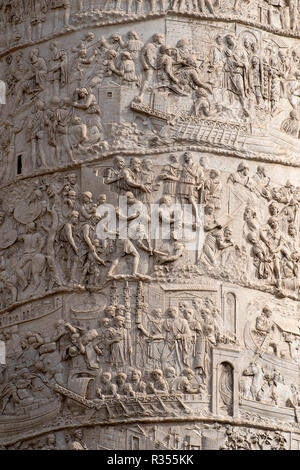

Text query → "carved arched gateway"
[219,361,234,416]
[212,348,240,418]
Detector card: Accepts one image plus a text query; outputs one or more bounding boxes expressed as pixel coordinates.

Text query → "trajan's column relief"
[2,0,300,450]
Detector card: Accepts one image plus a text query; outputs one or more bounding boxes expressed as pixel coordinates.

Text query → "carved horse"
[239,362,264,401]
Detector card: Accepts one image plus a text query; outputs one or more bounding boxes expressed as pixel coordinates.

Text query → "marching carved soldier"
[58,210,80,286]
[118,31,144,62]
[50,0,71,32]
[177,152,204,223]
[223,34,249,116]
[198,0,214,14]
[15,222,45,292]
[26,100,48,170]
[159,154,181,200]
[66,429,88,450]
[110,316,132,369]
[138,33,165,101]
[41,206,63,289]
[203,169,222,209]
[249,54,263,105]
[48,42,68,95]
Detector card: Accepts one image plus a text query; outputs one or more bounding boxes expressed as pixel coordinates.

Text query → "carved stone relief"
[1,0,300,452]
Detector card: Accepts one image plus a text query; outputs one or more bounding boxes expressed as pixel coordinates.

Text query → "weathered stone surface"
[2,0,300,451]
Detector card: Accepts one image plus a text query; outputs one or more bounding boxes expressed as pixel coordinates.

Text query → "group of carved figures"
[240,358,300,407]
[1,151,300,307]
[0,172,114,305]
[6,428,87,450]
[3,26,300,182]
[222,425,287,450]
[1,300,300,420]
[0,0,73,46]
[0,0,299,48]
[190,159,300,292]
[250,305,300,363]
[0,298,230,415]
[230,162,300,290]
[0,153,216,306]
[3,424,288,450]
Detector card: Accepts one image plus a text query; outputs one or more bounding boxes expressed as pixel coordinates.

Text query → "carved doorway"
[219,362,234,416]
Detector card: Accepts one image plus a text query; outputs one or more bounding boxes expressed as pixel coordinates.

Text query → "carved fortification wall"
[3,0,300,451]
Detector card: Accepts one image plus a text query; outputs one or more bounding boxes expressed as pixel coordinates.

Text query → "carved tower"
[1,0,300,451]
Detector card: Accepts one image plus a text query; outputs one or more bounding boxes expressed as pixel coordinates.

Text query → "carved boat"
[0,398,61,439]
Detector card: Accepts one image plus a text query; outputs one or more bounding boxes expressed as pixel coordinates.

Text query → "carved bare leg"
[108,258,119,277]
[38,138,48,168]
[53,9,59,32]
[46,256,62,287]
[31,139,37,170]
[205,0,214,14]
[62,135,75,163]
[127,0,133,13]
[131,253,140,276]
[70,257,79,284]
[136,0,142,13]
[233,0,240,10]
[16,264,28,290]
[37,21,42,40]
[151,0,157,11]
[63,7,71,28]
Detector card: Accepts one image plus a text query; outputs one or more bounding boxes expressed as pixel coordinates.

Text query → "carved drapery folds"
[1,0,300,451]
